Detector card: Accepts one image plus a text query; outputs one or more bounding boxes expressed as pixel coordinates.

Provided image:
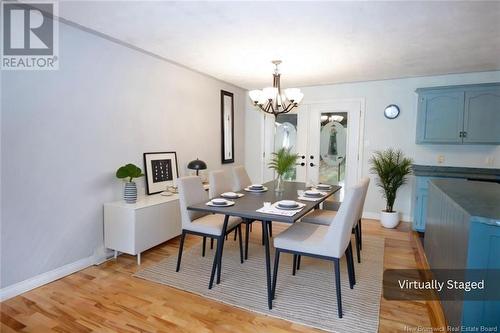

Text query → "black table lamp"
[187,158,207,176]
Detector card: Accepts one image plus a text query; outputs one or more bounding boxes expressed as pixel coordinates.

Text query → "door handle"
[310,163,315,167]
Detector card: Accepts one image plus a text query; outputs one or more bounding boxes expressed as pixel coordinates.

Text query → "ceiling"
[59,1,500,89]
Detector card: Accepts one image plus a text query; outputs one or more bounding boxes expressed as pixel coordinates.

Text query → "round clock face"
[384,104,400,119]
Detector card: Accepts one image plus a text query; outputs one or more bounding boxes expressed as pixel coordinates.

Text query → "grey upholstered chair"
[209,169,234,199]
[271,182,364,318]
[232,165,252,192]
[230,165,273,258]
[300,177,370,263]
[176,176,244,289]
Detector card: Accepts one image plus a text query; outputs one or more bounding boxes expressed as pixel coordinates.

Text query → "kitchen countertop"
[430,179,500,225]
[412,164,500,180]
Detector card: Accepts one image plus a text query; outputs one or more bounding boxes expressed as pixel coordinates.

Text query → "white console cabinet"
[104,194,181,265]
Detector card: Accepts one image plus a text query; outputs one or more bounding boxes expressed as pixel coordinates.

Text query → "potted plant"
[268,147,299,193]
[369,148,413,228]
[116,163,144,203]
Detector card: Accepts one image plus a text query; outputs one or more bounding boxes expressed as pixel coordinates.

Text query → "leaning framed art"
[143,151,179,195]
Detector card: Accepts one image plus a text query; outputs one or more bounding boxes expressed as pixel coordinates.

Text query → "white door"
[265,99,364,193]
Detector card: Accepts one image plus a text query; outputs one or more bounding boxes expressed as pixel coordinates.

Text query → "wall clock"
[384,104,400,119]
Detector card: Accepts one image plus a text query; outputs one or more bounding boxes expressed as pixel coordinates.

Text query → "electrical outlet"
[485,157,495,166]
[437,155,445,164]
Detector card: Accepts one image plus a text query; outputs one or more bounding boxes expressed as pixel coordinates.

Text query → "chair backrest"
[177,176,209,228]
[354,177,370,227]
[209,169,233,198]
[232,165,252,191]
[325,181,365,258]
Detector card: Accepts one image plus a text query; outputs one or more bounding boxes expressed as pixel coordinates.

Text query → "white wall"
[245,71,500,221]
[1,21,245,288]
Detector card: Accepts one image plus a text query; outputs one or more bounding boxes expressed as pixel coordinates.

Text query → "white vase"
[380,211,400,228]
[124,181,137,203]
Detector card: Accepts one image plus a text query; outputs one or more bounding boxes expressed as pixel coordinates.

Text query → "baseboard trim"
[363,211,412,223]
[0,255,96,301]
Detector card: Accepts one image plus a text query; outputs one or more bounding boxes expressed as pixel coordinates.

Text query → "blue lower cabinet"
[462,220,500,328]
[413,176,446,232]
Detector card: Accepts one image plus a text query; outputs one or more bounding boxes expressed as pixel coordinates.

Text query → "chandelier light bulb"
[263,87,278,101]
[249,90,263,103]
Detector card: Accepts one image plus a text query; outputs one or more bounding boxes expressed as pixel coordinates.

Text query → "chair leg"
[358,219,362,250]
[346,242,355,289]
[211,238,214,249]
[202,236,206,257]
[354,225,361,263]
[348,241,356,286]
[217,216,229,284]
[268,221,273,238]
[250,223,253,232]
[238,225,244,263]
[245,222,250,260]
[208,237,220,289]
[297,255,301,270]
[261,222,265,245]
[333,258,343,318]
[234,227,238,241]
[292,254,297,276]
[176,231,186,272]
[272,250,281,299]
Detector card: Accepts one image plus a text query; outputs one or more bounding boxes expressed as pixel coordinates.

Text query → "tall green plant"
[116,163,144,182]
[369,149,413,212]
[268,147,298,176]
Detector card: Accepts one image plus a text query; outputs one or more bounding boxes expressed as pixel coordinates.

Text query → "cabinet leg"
[114,250,118,259]
[137,253,141,265]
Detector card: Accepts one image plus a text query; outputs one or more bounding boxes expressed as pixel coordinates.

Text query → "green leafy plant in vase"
[268,147,299,193]
[116,163,144,203]
[369,148,413,228]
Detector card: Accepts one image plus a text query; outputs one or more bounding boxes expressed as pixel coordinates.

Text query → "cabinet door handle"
[296,162,305,167]
[310,163,315,167]
[463,131,467,138]
[301,155,306,159]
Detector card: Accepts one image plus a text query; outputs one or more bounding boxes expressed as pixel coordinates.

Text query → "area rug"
[134,235,384,333]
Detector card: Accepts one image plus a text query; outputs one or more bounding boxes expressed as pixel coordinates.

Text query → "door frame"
[261,98,366,188]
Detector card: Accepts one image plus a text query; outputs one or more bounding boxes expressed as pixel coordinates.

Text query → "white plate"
[244,186,268,193]
[304,190,322,197]
[207,200,235,207]
[221,192,242,199]
[316,184,332,190]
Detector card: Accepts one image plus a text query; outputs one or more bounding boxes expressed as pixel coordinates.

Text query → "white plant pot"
[380,211,400,228]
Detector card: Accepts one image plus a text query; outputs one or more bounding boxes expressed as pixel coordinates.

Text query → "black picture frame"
[143,151,179,195]
[221,90,235,164]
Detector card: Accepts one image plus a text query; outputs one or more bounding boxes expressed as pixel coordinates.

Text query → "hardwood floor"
[1,219,440,332]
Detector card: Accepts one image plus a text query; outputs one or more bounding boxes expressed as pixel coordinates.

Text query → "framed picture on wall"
[221,90,235,164]
[143,151,179,195]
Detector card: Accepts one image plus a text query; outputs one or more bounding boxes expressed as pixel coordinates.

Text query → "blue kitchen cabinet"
[416,83,500,145]
[463,86,500,144]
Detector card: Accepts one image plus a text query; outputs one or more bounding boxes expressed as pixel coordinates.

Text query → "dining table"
[187,180,341,309]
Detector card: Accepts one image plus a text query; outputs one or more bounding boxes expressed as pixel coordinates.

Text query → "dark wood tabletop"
[187,180,341,223]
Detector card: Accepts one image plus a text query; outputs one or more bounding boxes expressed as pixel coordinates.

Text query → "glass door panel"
[319,112,348,185]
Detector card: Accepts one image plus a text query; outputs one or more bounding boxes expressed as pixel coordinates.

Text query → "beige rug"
[135,235,384,333]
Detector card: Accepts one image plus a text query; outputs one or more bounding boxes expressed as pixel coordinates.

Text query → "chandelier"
[248,60,304,117]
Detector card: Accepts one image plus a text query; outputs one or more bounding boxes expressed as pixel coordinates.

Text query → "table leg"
[137,252,141,265]
[114,250,118,259]
[262,220,273,309]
